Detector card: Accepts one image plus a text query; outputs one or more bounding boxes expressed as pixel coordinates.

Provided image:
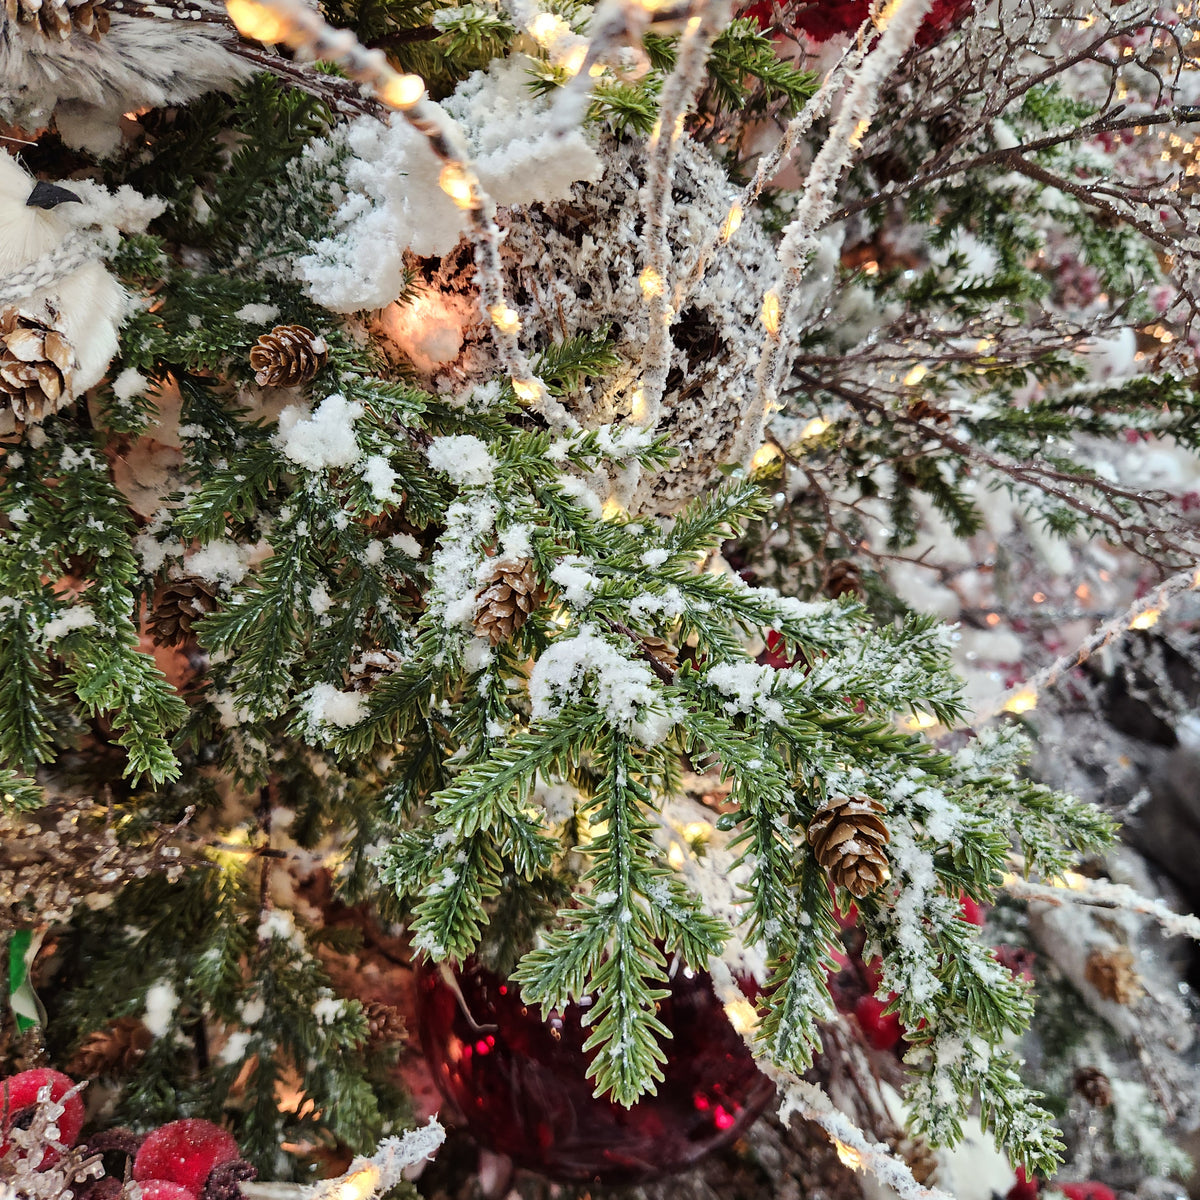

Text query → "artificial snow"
[361,454,399,502]
[529,624,676,746]
[301,684,369,734]
[185,539,252,587]
[111,367,148,402]
[142,980,179,1037]
[234,302,280,324]
[276,394,364,471]
[41,605,98,643]
[426,435,495,486]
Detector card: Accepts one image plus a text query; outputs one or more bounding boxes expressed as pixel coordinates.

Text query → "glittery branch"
[706,960,954,1200]
[636,0,732,434]
[1002,873,1200,943]
[749,0,934,445]
[986,563,1200,719]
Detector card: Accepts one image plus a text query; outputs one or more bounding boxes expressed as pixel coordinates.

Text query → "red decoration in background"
[1059,1183,1117,1200]
[1008,1167,1041,1200]
[0,1069,86,1169]
[133,1119,241,1196]
[744,0,972,47]
[417,960,775,1184]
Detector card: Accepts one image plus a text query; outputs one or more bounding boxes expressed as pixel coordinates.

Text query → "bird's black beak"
[26,181,82,209]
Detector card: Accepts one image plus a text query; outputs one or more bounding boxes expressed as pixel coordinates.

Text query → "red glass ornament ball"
[745,0,972,47]
[418,959,776,1184]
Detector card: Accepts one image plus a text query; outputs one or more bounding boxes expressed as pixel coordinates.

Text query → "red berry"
[133,1120,240,1195]
[853,994,902,1051]
[958,893,987,926]
[0,1069,86,1169]
[1059,1184,1116,1200]
[1007,1166,1040,1200]
[137,1182,198,1200]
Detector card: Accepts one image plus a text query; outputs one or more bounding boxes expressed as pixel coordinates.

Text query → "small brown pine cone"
[149,576,220,645]
[638,635,678,676]
[474,559,545,646]
[906,398,951,425]
[1073,1066,1113,1108]
[889,1135,939,1186]
[808,795,891,899]
[348,649,407,692]
[1084,946,1143,1005]
[69,1017,152,1079]
[5,0,108,38]
[249,324,328,387]
[824,560,865,600]
[0,307,76,426]
[361,1000,406,1047]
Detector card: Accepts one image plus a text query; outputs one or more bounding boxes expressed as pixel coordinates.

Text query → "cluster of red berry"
[1,1069,249,1200]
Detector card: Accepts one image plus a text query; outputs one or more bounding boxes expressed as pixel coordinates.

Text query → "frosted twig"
[1003,875,1200,944]
[549,0,648,134]
[637,0,732,432]
[707,959,955,1200]
[747,0,934,455]
[983,563,1200,720]
[672,37,867,314]
[224,0,575,429]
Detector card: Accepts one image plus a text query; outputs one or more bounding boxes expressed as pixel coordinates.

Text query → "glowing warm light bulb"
[439,164,476,210]
[667,842,686,870]
[639,267,664,299]
[528,11,562,42]
[849,118,871,149]
[799,416,830,440]
[902,364,927,386]
[751,443,781,471]
[602,497,626,520]
[379,72,425,109]
[833,1139,864,1171]
[1003,688,1038,715]
[721,203,744,243]
[629,385,647,423]
[330,1165,381,1200]
[488,304,521,335]
[561,43,589,75]
[904,711,939,731]
[761,291,781,335]
[512,378,542,403]
[1128,608,1160,630]
[225,0,290,41]
[723,997,759,1035]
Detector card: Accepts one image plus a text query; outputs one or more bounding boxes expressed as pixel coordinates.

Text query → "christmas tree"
[2,0,1199,1198]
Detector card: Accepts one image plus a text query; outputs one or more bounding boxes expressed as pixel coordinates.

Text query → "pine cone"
[148,576,219,645]
[0,307,76,426]
[890,1134,939,1186]
[474,559,545,646]
[638,635,678,676]
[808,795,891,898]
[1073,1066,1113,1107]
[69,1018,152,1079]
[906,398,951,425]
[4,0,109,39]
[348,649,407,692]
[1084,946,1143,1005]
[361,1000,406,1047]
[824,560,865,600]
[249,324,328,387]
